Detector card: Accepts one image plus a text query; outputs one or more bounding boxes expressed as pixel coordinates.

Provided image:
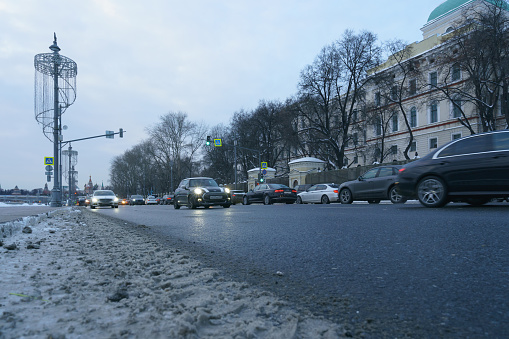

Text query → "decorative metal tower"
[62,144,78,201]
[34,33,77,206]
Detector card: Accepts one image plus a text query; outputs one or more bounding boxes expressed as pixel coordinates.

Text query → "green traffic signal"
[206,136,211,146]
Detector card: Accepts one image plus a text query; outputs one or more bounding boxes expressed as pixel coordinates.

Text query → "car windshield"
[131,195,143,199]
[94,190,114,196]
[189,178,218,187]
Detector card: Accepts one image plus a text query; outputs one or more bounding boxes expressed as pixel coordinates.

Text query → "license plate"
[284,192,292,195]
[210,195,222,200]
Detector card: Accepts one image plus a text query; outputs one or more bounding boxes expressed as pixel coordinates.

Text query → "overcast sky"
[0,0,446,192]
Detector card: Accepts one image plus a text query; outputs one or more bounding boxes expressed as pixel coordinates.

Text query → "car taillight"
[333,190,338,194]
[291,189,297,193]
[274,189,284,193]
[399,168,406,173]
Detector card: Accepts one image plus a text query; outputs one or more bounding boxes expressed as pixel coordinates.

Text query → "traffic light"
[258,173,265,183]
[119,128,123,138]
[206,136,211,146]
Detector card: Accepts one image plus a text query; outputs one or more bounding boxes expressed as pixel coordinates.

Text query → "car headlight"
[224,188,230,194]
[194,188,203,195]
[92,197,98,203]
[114,197,119,202]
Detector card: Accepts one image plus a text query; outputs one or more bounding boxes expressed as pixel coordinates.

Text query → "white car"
[296,183,339,204]
[145,195,159,205]
[90,190,119,209]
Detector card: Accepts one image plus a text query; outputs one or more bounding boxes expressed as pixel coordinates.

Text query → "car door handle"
[492,154,507,159]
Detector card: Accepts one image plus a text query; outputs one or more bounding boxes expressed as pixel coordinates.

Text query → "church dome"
[428,0,472,22]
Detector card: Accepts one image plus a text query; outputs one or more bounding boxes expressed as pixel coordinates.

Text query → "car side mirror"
[358,176,363,181]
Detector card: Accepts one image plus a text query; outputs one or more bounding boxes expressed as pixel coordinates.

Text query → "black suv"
[174,177,231,209]
[397,130,509,207]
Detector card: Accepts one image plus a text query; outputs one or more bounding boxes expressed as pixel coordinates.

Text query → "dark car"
[230,190,245,205]
[243,184,297,205]
[173,177,231,209]
[160,194,174,205]
[77,196,87,206]
[396,130,509,208]
[129,194,145,205]
[294,184,313,194]
[338,165,406,204]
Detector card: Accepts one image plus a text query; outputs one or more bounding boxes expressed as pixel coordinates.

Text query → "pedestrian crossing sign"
[214,139,222,147]
[44,157,54,165]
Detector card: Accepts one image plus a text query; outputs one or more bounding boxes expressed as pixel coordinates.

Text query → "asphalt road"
[92,201,509,338]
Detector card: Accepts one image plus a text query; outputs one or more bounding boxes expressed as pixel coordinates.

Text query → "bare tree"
[298,30,382,168]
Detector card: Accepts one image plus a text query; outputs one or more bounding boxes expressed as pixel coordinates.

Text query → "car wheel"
[90,205,95,209]
[263,195,272,205]
[321,195,330,204]
[389,186,407,204]
[339,188,353,204]
[465,197,490,206]
[174,200,180,209]
[296,196,303,204]
[243,196,250,205]
[417,176,448,208]
[222,204,231,208]
[367,199,380,204]
[188,197,197,209]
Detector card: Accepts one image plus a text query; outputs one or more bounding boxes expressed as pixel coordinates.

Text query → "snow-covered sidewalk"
[0,208,344,338]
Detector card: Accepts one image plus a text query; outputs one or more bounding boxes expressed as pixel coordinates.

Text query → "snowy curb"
[0,208,60,240]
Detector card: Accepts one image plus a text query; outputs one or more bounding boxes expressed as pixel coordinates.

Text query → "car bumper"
[196,193,231,206]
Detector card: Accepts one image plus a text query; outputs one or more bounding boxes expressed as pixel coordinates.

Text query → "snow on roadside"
[0,208,345,338]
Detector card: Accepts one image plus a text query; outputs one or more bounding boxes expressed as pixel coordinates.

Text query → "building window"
[410,141,417,152]
[430,102,438,123]
[410,107,417,127]
[429,137,438,149]
[375,118,382,136]
[452,97,462,118]
[452,63,461,81]
[352,110,358,122]
[391,145,398,155]
[430,71,438,87]
[409,79,417,95]
[391,86,398,101]
[353,156,358,164]
[392,114,399,132]
[375,92,381,106]
[452,133,462,140]
[353,133,358,146]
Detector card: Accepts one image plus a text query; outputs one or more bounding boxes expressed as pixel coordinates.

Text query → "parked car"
[89,190,119,209]
[129,195,145,205]
[294,184,313,194]
[174,177,231,209]
[396,130,509,207]
[160,194,174,205]
[230,190,245,205]
[338,165,406,204]
[243,184,297,205]
[296,183,339,204]
[145,195,159,205]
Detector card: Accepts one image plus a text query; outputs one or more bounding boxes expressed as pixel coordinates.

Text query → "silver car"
[90,190,119,209]
[296,183,339,204]
[338,166,406,204]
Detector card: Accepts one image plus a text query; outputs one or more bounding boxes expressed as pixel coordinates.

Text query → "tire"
[243,196,250,205]
[296,196,303,204]
[222,204,231,208]
[368,199,380,204]
[339,188,353,204]
[263,195,272,205]
[321,195,330,204]
[417,176,448,208]
[111,205,115,208]
[466,197,490,206]
[389,186,407,204]
[188,196,197,209]
[90,205,95,209]
[174,200,180,209]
